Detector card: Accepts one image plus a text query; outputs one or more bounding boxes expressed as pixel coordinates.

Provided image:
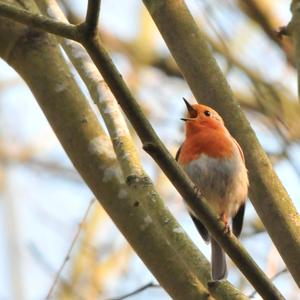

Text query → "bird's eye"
[204,110,211,117]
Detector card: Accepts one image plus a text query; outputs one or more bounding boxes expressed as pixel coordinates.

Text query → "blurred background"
[0,0,299,299]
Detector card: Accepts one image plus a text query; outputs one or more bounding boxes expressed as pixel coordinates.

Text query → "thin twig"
[45,198,96,300]
[0,2,78,40]
[28,242,73,291]
[238,0,295,66]
[249,268,288,298]
[106,282,160,300]
[84,0,101,35]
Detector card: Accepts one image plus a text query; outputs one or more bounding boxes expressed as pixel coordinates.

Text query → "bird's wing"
[190,213,210,242]
[232,138,246,237]
[232,203,245,237]
[175,145,182,161]
[175,145,210,242]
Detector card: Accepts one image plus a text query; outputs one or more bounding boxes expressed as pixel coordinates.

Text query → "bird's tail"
[211,239,227,280]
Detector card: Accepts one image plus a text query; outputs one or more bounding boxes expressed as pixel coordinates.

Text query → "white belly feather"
[183,150,248,218]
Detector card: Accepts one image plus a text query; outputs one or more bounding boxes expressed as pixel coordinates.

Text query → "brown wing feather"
[175,145,182,161]
[232,138,246,237]
[232,203,245,237]
[190,213,210,242]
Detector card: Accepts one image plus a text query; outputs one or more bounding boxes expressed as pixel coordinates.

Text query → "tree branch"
[106,282,160,300]
[0,1,78,40]
[237,0,295,67]
[288,0,300,100]
[46,198,96,300]
[84,0,101,36]
[249,268,288,298]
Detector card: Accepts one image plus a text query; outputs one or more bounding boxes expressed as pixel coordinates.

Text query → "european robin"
[176,98,249,280]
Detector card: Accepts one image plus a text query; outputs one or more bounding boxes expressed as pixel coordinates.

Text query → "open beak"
[181,117,195,122]
[182,97,198,121]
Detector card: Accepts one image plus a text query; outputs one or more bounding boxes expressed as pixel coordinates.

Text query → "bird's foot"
[193,185,202,198]
[218,213,231,235]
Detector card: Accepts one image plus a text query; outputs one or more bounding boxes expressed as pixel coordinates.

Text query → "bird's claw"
[223,223,231,235]
[193,185,202,198]
[218,213,231,235]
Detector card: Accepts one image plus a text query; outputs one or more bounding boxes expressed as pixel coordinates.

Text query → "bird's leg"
[219,213,230,234]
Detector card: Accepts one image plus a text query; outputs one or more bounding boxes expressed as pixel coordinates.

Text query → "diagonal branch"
[106,282,160,300]
[249,268,288,298]
[0,1,78,40]
[46,198,96,300]
[288,0,300,100]
[237,0,295,67]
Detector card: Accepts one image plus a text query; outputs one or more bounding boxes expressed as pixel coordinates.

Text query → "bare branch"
[249,268,288,298]
[0,1,78,40]
[84,0,101,35]
[106,282,160,300]
[46,199,96,300]
[237,0,295,66]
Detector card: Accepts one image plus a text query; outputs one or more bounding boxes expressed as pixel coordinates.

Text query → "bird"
[176,98,249,280]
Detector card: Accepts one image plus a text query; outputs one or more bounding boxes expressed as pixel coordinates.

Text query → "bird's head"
[181,98,225,135]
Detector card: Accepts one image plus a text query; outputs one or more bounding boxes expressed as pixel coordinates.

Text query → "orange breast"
[178,130,234,165]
